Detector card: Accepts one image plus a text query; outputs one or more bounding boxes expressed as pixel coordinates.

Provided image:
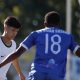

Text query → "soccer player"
[0,16,25,80]
[0,11,80,80]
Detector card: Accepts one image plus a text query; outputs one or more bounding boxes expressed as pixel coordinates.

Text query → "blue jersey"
[21,27,79,78]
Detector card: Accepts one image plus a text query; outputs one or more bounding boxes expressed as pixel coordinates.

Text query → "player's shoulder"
[34,28,47,33]
[30,28,44,34]
[58,28,71,35]
[29,29,45,38]
[60,29,74,40]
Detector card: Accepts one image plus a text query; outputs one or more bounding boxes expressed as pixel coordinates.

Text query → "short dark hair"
[4,16,21,29]
[44,11,60,26]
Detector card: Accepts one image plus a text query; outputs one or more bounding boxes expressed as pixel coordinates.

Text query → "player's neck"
[1,34,12,46]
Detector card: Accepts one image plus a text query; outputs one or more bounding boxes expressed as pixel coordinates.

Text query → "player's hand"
[19,72,26,80]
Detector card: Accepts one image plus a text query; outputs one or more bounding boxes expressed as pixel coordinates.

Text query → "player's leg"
[28,70,45,80]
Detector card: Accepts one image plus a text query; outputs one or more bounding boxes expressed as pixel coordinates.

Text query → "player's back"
[31,27,77,78]
[34,27,72,64]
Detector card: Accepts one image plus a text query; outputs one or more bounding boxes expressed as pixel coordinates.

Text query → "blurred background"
[0,0,80,80]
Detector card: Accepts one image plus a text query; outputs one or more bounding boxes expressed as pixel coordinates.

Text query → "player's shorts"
[28,63,65,80]
[28,69,65,80]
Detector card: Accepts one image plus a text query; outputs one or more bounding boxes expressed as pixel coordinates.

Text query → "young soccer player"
[0,16,25,80]
[0,11,80,80]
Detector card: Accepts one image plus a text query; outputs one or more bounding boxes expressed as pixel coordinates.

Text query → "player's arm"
[12,59,25,80]
[69,35,80,57]
[0,46,26,68]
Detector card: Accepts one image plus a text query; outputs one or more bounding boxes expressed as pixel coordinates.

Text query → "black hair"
[4,16,21,29]
[44,11,60,27]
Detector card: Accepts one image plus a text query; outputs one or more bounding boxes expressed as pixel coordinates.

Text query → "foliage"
[0,0,79,42]
[0,0,64,39]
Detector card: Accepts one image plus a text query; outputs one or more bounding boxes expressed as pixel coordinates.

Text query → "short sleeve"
[20,31,36,50]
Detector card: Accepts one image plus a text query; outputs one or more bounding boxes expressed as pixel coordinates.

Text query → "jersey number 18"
[45,34,61,54]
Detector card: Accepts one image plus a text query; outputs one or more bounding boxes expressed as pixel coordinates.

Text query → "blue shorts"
[28,70,65,80]
[28,65,65,80]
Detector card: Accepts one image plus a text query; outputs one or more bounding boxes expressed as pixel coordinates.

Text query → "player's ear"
[44,21,48,27]
[4,24,8,31]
